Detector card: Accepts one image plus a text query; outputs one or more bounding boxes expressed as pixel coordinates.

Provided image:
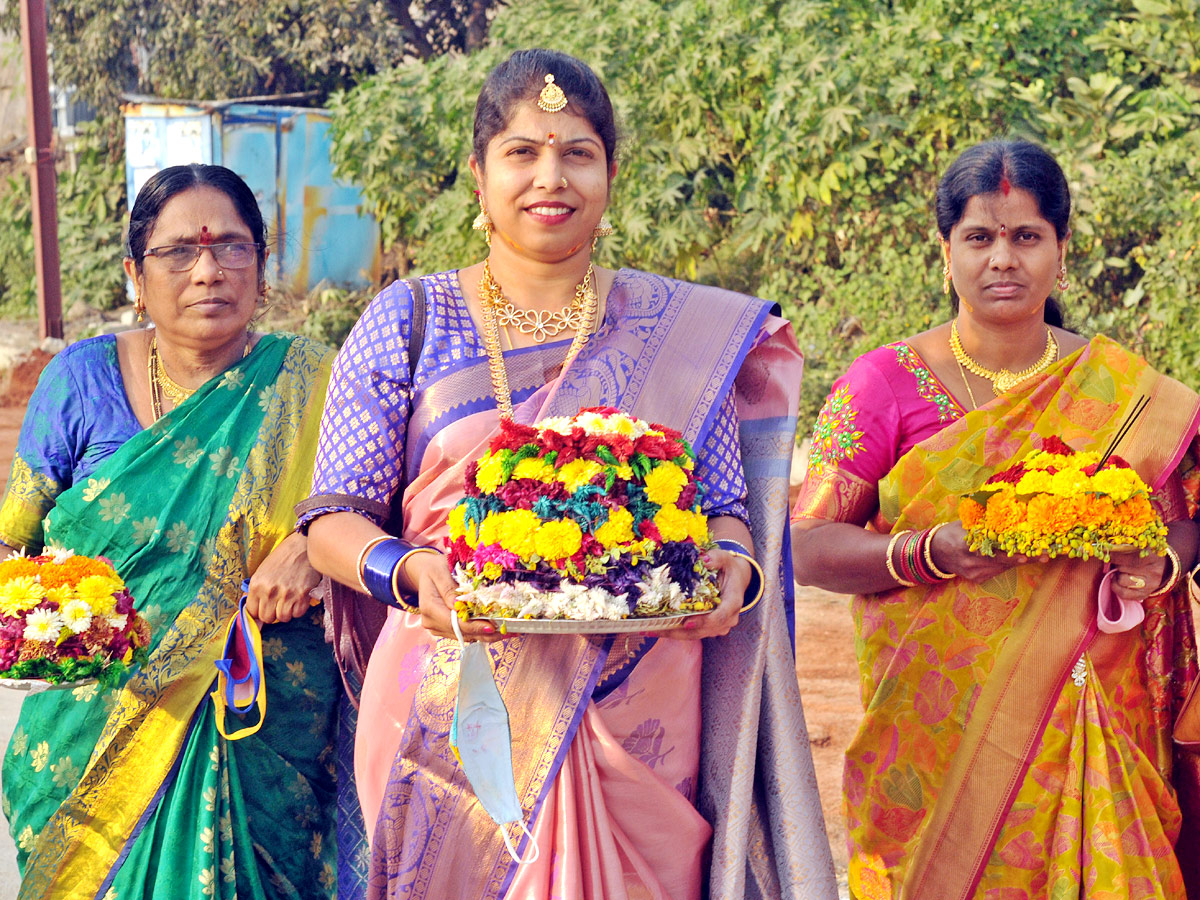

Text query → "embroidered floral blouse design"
[894,343,962,423]
[807,384,865,476]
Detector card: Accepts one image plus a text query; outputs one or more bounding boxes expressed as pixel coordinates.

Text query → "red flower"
[445,536,473,567]
[490,419,539,453]
[1039,435,1076,456]
[638,520,662,542]
[580,406,622,416]
[986,463,1026,485]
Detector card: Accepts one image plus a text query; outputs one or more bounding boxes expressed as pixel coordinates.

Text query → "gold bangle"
[1147,544,1182,598]
[390,546,443,612]
[885,531,916,587]
[356,535,392,594]
[730,551,765,615]
[922,523,955,581]
[1188,562,1200,606]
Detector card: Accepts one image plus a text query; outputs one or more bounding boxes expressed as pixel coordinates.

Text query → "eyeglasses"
[143,242,263,272]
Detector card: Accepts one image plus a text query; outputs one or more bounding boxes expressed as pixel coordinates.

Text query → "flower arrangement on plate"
[957,436,1166,561]
[446,408,720,621]
[0,547,151,690]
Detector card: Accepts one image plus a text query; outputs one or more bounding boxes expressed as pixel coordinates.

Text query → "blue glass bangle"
[362,538,418,612]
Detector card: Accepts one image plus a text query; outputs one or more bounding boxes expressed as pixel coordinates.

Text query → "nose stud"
[561,176,568,189]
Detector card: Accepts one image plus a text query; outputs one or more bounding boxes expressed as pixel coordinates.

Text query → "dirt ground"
[0,347,862,891]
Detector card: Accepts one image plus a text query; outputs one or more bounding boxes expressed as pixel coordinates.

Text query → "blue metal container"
[123,100,380,292]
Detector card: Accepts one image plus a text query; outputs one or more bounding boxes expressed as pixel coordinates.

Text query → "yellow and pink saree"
[795,335,1200,899]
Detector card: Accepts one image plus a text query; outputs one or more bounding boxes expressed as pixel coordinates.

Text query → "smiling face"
[124,186,262,349]
[469,101,614,264]
[946,187,1067,327]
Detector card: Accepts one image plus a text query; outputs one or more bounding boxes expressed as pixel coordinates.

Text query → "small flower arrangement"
[0,547,151,689]
[957,436,1167,561]
[447,408,720,620]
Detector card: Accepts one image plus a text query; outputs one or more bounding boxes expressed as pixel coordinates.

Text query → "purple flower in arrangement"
[0,641,17,670]
[500,479,566,510]
[677,482,697,509]
[115,590,134,615]
[463,461,482,498]
[0,618,25,640]
[56,636,85,659]
[658,543,703,593]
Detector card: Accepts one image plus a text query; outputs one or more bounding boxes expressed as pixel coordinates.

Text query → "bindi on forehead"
[199,225,214,245]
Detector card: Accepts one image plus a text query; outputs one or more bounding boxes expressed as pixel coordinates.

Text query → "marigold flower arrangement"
[0,547,151,688]
[447,408,720,620]
[957,436,1166,561]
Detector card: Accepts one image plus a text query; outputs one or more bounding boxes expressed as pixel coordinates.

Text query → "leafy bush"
[329,0,1200,426]
[0,119,127,317]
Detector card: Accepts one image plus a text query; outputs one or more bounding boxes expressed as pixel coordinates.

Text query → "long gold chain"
[478,262,598,419]
[954,357,980,411]
[479,260,592,343]
[949,320,1058,394]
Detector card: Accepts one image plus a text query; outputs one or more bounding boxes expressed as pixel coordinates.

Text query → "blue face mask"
[449,616,540,864]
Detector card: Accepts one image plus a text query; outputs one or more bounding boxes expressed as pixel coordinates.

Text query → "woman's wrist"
[713,538,764,614]
[1147,544,1182,598]
[886,526,955,588]
[360,538,443,612]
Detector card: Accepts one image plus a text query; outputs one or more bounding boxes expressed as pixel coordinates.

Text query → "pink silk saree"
[796,336,1200,899]
[354,270,837,900]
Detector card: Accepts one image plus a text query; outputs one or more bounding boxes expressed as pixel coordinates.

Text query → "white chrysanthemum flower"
[58,598,93,634]
[45,545,75,565]
[106,613,128,631]
[23,608,63,642]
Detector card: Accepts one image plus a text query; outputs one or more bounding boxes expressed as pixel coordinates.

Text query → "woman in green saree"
[792,140,1200,899]
[0,165,339,899]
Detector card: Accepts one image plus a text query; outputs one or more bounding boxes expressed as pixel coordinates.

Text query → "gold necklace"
[478,263,598,419]
[479,260,593,343]
[954,357,980,411]
[147,335,251,420]
[949,321,1058,394]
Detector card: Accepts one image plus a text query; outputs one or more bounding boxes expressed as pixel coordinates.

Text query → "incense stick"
[1095,393,1149,471]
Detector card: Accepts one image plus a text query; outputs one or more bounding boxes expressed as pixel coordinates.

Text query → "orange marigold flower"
[958,498,985,529]
[0,558,39,581]
[983,491,1025,533]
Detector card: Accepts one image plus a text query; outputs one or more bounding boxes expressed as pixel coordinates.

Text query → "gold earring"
[592,216,614,239]
[135,297,145,323]
[472,194,493,246]
[1056,266,1071,293]
[942,257,951,295]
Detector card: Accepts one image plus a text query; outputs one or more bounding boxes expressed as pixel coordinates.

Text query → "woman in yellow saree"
[791,140,1200,899]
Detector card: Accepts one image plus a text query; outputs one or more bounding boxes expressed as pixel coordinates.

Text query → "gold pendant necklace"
[949,321,1058,394]
[478,262,598,419]
[479,260,592,342]
[147,334,251,421]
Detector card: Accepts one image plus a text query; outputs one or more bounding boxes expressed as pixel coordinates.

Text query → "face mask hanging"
[449,615,540,865]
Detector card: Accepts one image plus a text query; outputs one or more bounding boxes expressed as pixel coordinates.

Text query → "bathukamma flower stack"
[957,436,1166,561]
[447,408,719,620]
[0,547,151,688]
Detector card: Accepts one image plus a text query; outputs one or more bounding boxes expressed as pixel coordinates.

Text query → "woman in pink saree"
[791,139,1200,898]
[300,49,836,900]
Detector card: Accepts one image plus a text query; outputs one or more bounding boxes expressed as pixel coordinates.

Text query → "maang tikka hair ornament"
[538,74,568,113]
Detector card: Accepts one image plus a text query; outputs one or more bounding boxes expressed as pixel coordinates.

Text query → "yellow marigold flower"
[685,510,709,545]
[496,509,540,557]
[557,459,603,493]
[653,506,691,542]
[481,562,502,580]
[1089,468,1142,503]
[615,465,634,481]
[475,453,507,493]
[1015,470,1055,495]
[75,575,120,614]
[448,504,469,541]
[533,519,583,560]
[478,516,502,547]
[643,463,688,507]
[512,457,555,482]
[594,506,635,548]
[0,576,46,617]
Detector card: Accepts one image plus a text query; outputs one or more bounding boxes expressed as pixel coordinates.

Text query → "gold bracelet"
[389,546,444,613]
[355,535,393,594]
[885,531,916,587]
[922,523,955,581]
[1147,544,1182,598]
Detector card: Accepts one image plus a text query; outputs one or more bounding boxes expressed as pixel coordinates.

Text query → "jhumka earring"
[135,296,145,323]
[472,193,493,246]
[538,74,567,113]
[942,257,951,296]
[591,216,615,251]
[1056,266,1071,293]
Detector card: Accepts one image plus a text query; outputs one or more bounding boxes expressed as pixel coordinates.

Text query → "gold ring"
[1127,574,1147,589]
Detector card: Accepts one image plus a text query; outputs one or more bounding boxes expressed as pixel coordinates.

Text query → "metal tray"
[0,677,96,694]
[472,610,710,634]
